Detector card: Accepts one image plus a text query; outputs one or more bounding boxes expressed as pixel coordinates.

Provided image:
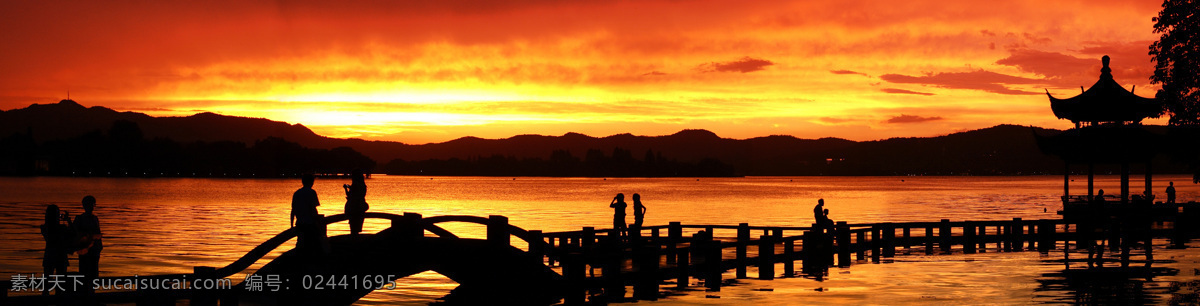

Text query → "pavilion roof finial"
[1100,55,1112,79]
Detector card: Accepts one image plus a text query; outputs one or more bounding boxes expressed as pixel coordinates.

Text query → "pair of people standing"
[609,193,647,238]
[40,196,103,296]
[290,170,370,250]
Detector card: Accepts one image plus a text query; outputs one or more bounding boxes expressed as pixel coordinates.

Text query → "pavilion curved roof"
[1047,56,1163,124]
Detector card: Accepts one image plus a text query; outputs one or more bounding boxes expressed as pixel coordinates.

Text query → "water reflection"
[1,175,1198,304]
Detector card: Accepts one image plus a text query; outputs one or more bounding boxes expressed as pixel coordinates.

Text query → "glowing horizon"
[0,0,1167,144]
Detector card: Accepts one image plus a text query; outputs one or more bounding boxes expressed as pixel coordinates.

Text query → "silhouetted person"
[40,205,71,296]
[344,169,369,236]
[610,193,627,238]
[813,199,826,231]
[292,173,321,250]
[73,195,103,294]
[632,193,647,230]
[1167,182,1176,204]
[821,208,834,231]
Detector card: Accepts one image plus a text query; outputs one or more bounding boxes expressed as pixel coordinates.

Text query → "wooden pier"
[3,202,1199,305]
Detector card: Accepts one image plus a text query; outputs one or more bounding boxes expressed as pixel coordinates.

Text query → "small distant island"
[0,100,1195,178]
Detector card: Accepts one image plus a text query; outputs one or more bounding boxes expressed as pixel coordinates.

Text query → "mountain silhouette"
[2,101,1191,176]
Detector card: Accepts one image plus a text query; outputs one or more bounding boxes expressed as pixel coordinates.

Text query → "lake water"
[2,175,1199,304]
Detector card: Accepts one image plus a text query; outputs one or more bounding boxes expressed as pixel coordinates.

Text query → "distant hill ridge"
[7,100,1182,176]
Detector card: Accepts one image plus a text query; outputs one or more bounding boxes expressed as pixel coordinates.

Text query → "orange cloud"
[0,0,1167,143]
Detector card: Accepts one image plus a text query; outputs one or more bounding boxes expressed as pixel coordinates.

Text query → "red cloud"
[880,88,935,96]
[880,70,1041,95]
[885,114,943,124]
[700,57,774,73]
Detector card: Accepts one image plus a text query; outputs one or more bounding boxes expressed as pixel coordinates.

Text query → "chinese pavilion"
[1039,55,1165,206]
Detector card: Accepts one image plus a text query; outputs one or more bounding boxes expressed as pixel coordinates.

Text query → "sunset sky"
[0,0,1167,144]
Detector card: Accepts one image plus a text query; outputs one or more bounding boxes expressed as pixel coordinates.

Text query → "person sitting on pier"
[344,169,369,236]
[821,209,835,234]
[632,193,647,232]
[40,204,71,296]
[610,193,628,238]
[1167,181,1176,204]
[291,173,321,251]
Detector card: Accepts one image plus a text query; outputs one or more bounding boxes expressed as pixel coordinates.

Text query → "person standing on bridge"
[610,193,628,239]
[632,193,647,231]
[73,195,103,295]
[291,173,321,250]
[40,204,71,296]
[345,169,369,236]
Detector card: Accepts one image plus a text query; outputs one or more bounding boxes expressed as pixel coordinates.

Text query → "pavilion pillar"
[1063,162,1070,202]
[1145,160,1153,201]
[1121,162,1130,204]
[1088,163,1095,201]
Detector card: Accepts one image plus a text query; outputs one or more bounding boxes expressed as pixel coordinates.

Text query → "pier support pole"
[668,222,682,264]
[964,222,977,254]
[871,225,881,263]
[857,230,867,260]
[979,224,988,253]
[940,219,952,254]
[759,235,775,280]
[903,227,912,250]
[1012,218,1024,252]
[635,245,661,301]
[736,223,750,279]
[678,240,691,289]
[564,253,585,305]
[836,222,851,267]
[924,226,935,255]
[883,224,896,258]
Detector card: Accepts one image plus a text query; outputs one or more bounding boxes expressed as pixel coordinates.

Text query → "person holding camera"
[609,193,628,239]
[344,169,369,236]
[40,204,72,296]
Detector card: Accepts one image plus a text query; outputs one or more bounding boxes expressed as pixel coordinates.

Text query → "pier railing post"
[1012,218,1023,252]
[836,222,851,267]
[903,226,912,250]
[882,223,896,258]
[758,235,775,280]
[192,266,217,306]
[736,223,750,279]
[940,219,952,254]
[964,222,977,254]
[397,212,423,238]
[582,227,595,249]
[784,239,795,276]
[668,222,682,264]
[977,225,987,253]
[871,225,881,263]
[529,230,545,264]
[857,230,867,260]
[924,226,935,255]
[487,215,510,248]
[702,233,721,291]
